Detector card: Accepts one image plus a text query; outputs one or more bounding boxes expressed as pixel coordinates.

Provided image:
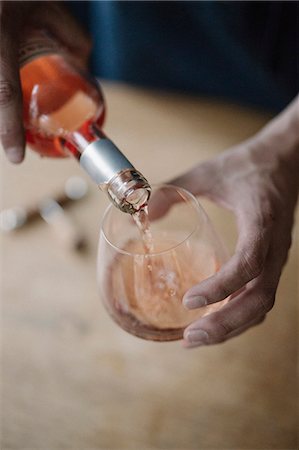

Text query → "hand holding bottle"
[0,0,91,163]
[158,96,299,347]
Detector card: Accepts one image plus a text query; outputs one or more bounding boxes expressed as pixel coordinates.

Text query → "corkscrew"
[0,177,88,251]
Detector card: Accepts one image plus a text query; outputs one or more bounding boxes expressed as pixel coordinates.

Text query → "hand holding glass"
[98,185,228,341]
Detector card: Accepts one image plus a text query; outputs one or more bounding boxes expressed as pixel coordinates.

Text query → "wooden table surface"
[1,83,298,449]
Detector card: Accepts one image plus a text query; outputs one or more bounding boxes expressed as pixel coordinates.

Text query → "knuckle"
[208,316,235,342]
[0,121,14,136]
[216,281,232,300]
[217,320,235,336]
[257,290,275,315]
[213,272,234,299]
[0,80,16,107]
[0,122,21,146]
[259,198,276,223]
[0,120,24,151]
[239,248,264,281]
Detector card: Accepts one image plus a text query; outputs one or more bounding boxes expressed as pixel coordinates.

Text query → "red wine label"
[19,31,60,66]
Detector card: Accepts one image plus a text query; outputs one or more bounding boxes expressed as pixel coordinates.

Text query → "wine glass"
[97,184,228,341]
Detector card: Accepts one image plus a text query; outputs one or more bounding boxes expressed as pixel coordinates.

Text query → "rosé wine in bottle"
[19,31,151,213]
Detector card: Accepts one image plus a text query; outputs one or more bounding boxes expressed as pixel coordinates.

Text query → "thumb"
[149,159,219,220]
[169,159,220,197]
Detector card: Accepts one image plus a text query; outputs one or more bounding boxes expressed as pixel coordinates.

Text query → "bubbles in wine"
[108,205,220,330]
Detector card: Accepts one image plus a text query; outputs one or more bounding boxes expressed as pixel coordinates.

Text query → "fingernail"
[183,295,207,309]
[6,147,24,164]
[182,340,203,349]
[184,329,209,345]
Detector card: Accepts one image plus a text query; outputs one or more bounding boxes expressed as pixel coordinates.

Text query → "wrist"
[254,96,299,166]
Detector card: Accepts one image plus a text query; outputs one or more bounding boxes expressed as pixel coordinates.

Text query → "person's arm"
[0,0,91,163]
[166,95,299,347]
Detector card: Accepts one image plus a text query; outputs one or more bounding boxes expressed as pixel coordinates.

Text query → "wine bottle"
[19,30,151,213]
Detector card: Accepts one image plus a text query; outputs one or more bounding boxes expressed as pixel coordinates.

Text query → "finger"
[183,315,266,348]
[183,277,274,347]
[183,210,273,308]
[33,2,92,67]
[0,23,25,163]
[148,184,197,221]
[149,160,222,221]
[182,234,287,347]
[223,315,266,340]
[170,159,222,198]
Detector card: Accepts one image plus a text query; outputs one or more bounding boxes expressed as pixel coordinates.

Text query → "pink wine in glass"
[98,185,229,341]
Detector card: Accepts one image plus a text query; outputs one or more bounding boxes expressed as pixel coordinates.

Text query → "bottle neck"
[106,169,151,213]
[61,122,105,160]
[62,123,151,213]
